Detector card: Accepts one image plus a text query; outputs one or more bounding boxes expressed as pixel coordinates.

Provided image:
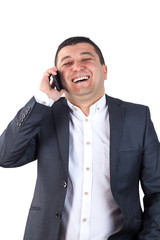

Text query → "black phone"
[50,72,63,91]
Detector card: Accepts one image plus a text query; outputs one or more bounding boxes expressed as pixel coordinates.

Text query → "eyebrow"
[80,52,94,57]
[60,56,71,63]
[60,51,94,63]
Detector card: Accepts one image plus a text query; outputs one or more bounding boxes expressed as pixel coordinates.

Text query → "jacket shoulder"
[106,95,148,111]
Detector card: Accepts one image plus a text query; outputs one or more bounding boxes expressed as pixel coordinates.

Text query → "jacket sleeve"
[0,97,50,168]
[138,107,160,239]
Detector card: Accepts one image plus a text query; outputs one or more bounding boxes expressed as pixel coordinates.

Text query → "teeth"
[73,76,89,83]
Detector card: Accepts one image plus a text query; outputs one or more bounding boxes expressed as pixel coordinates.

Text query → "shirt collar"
[67,94,107,120]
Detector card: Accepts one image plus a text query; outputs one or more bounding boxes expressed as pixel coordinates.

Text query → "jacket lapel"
[107,95,125,200]
[52,98,70,174]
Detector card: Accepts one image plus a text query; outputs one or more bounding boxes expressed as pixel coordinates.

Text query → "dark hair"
[54,36,105,66]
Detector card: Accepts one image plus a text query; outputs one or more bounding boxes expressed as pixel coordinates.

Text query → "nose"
[72,61,85,72]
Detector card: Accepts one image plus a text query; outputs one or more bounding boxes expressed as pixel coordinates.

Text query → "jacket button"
[56,212,62,219]
[62,181,67,188]
[25,111,29,116]
[25,106,31,115]
[19,118,24,123]
[22,114,26,119]
[17,122,22,127]
[27,106,31,111]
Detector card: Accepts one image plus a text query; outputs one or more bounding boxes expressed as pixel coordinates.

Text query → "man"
[0,36,160,240]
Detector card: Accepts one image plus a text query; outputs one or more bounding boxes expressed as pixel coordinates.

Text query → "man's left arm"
[138,107,160,239]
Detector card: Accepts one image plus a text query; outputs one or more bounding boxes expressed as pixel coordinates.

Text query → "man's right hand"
[39,67,64,102]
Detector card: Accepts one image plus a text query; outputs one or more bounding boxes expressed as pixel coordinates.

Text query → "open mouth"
[72,76,90,83]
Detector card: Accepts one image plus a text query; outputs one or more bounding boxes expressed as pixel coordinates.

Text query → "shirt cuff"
[34,90,54,107]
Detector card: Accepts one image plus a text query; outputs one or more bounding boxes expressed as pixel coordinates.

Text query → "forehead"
[57,43,98,63]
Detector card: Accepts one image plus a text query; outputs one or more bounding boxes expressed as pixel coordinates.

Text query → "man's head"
[55,36,107,107]
[54,36,105,66]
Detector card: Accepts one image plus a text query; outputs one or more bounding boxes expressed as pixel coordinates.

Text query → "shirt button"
[86,167,90,171]
[86,141,91,145]
[84,192,88,195]
[82,218,87,222]
[42,101,47,105]
[85,118,88,122]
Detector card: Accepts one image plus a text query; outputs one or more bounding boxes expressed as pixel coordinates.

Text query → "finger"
[49,75,55,88]
[46,66,58,76]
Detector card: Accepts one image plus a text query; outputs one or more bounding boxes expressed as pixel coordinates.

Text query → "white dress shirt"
[34,92,123,240]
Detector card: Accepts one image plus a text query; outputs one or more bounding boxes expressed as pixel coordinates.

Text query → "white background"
[0,0,160,239]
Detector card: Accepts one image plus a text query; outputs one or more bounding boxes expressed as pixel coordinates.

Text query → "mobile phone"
[50,72,63,91]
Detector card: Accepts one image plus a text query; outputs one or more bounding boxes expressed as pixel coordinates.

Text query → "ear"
[103,65,107,80]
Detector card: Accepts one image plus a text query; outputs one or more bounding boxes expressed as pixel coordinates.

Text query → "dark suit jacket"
[0,95,160,240]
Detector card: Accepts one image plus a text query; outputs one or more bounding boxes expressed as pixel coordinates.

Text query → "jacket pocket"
[30,206,41,211]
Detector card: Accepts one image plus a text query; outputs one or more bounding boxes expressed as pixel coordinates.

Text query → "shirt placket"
[80,117,93,240]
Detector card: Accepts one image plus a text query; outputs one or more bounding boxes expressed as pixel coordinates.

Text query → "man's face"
[56,43,107,103]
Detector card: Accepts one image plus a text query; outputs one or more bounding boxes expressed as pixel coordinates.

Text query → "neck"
[65,91,105,116]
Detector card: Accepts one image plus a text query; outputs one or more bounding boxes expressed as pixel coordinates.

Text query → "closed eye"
[62,58,93,67]
[63,61,73,66]
[81,58,92,62]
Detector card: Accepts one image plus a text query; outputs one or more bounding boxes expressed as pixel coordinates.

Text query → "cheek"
[60,72,72,90]
[60,71,68,83]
